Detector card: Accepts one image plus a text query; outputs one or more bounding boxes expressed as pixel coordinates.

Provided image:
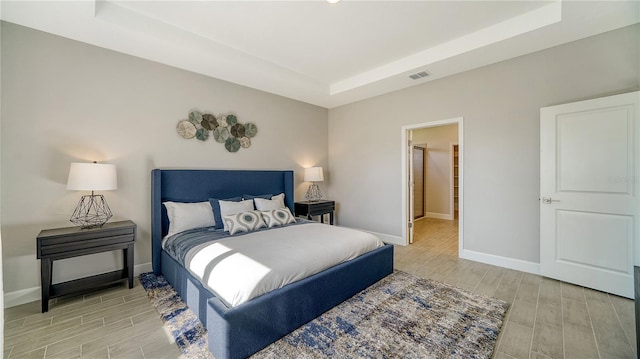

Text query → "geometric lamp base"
[70,194,113,229]
[304,182,323,202]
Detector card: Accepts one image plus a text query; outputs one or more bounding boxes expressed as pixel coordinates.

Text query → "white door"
[540,91,639,298]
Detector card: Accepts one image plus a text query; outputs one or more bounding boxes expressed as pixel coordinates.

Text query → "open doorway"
[401,118,463,256]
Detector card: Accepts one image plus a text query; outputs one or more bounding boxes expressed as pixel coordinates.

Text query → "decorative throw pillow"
[271,193,285,206]
[261,208,296,228]
[208,196,243,230]
[219,199,255,231]
[163,201,215,237]
[224,210,266,235]
[243,193,273,200]
[254,193,286,211]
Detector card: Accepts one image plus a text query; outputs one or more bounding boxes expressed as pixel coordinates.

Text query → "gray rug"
[141,271,508,358]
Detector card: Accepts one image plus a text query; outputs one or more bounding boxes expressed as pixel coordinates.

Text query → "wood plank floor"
[4,218,637,358]
[3,278,181,359]
[396,218,636,359]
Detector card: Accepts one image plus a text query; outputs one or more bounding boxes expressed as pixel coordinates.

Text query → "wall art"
[176,111,258,152]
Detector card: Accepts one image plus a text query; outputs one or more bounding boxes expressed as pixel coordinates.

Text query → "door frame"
[401,117,463,249]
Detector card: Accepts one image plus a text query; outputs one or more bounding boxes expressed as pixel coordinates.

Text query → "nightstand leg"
[320,214,324,224]
[330,211,334,225]
[126,244,134,288]
[40,258,52,313]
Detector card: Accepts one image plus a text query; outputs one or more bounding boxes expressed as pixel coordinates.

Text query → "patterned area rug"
[139,273,213,359]
[140,271,508,358]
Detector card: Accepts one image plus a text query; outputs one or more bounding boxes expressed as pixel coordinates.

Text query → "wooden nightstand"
[294,200,335,225]
[36,220,136,312]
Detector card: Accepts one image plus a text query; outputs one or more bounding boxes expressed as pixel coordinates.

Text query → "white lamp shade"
[67,162,118,191]
[304,167,324,182]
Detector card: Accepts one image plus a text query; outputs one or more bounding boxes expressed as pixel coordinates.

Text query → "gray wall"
[0,22,328,296]
[2,20,639,301]
[328,24,639,264]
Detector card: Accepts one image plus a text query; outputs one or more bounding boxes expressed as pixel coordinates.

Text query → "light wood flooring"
[396,217,637,359]
[3,278,181,359]
[4,218,637,358]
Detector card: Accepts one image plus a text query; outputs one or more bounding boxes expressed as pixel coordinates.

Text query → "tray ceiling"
[2,1,638,108]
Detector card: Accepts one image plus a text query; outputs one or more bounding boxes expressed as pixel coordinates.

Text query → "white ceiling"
[2,1,639,108]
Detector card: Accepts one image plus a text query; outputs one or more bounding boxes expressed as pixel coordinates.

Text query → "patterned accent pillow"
[223,210,266,235]
[261,208,296,228]
[218,199,255,231]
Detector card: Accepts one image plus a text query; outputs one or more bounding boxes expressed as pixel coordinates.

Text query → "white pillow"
[219,199,255,231]
[254,193,286,211]
[224,210,266,235]
[261,208,296,228]
[163,201,215,237]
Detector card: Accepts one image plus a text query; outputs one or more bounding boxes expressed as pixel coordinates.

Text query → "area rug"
[139,272,213,359]
[140,271,509,358]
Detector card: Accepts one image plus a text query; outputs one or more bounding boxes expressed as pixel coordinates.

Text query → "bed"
[151,169,394,359]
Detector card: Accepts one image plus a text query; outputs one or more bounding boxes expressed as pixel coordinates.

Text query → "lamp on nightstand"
[67,161,117,229]
[304,166,324,202]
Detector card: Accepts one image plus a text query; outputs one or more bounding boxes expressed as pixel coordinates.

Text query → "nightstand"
[294,200,335,225]
[36,220,136,312]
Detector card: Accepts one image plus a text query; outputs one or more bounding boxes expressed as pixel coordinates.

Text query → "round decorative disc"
[239,137,251,148]
[176,120,197,139]
[202,113,218,129]
[226,114,238,126]
[213,127,230,143]
[230,123,246,138]
[244,123,258,138]
[217,115,228,128]
[189,111,203,126]
[200,119,212,131]
[196,128,210,141]
[225,137,241,152]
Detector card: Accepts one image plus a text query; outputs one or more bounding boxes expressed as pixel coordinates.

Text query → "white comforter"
[185,223,384,307]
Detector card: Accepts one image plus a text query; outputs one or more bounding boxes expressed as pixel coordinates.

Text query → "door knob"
[542,197,560,204]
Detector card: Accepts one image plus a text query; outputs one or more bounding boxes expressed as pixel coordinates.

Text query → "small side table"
[36,220,136,312]
[294,200,335,225]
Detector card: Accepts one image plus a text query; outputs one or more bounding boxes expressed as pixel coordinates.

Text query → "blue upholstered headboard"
[151,169,295,274]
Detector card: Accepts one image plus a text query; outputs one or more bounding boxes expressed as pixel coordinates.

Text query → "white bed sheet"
[185,223,384,307]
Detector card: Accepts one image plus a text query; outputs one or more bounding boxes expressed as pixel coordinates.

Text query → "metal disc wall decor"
[177,110,257,152]
[177,120,197,139]
[213,127,230,143]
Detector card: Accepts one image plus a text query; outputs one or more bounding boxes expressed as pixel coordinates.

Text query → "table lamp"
[67,161,117,228]
[304,167,324,202]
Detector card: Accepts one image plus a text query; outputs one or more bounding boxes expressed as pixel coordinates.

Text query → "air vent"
[409,70,430,80]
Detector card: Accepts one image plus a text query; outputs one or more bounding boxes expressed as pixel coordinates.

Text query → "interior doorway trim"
[401,117,463,252]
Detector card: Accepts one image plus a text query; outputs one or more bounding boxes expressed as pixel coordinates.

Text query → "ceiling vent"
[409,71,430,80]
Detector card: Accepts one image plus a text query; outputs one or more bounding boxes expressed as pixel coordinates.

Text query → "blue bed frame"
[151,169,394,359]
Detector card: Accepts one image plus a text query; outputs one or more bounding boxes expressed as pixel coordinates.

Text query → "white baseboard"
[4,286,40,308]
[134,262,153,276]
[4,262,153,308]
[460,249,540,275]
[425,212,454,220]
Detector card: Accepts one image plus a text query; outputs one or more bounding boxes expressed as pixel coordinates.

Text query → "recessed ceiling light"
[327,0,341,4]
